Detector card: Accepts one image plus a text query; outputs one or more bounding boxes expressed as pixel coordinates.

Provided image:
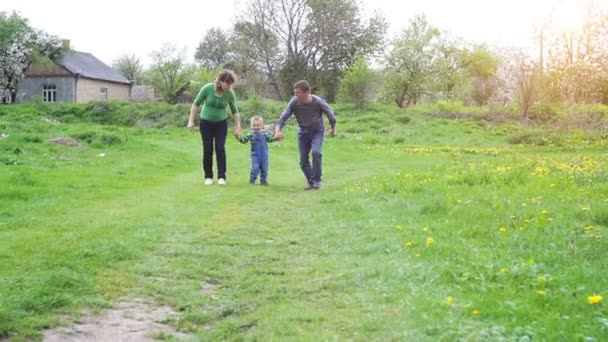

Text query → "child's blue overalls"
[250,132,270,184]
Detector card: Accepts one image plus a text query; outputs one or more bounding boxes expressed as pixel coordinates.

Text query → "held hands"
[329,127,336,137]
[274,130,284,141]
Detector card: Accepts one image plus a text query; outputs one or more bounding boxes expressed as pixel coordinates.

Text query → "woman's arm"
[188,104,199,132]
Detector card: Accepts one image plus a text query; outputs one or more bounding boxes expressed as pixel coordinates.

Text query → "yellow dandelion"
[541,210,549,215]
[587,295,603,305]
[537,290,546,295]
[537,275,547,283]
[404,241,414,247]
[395,225,403,230]
[472,309,481,316]
[499,227,508,233]
[550,184,556,188]
[423,227,430,232]
[500,268,509,273]
[580,204,591,212]
[584,225,594,231]
[426,237,434,247]
[446,296,453,305]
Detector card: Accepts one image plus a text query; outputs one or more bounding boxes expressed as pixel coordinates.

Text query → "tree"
[382,14,439,107]
[302,0,386,101]
[0,11,66,103]
[145,44,194,104]
[112,54,143,83]
[433,33,467,100]
[338,54,375,109]
[461,46,499,105]
[194,28,234,70]
[233,16,282,99]
[236,0,386,100]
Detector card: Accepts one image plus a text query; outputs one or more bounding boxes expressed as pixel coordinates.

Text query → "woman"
[188,70,241,185]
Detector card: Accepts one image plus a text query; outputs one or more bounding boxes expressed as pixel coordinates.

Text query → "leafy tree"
[112,54,143,83]
[382,14,439,107]
[338,54,375,109]
[194,28,234,70]
[145,44,194,104]
[461,46,499,105]
[0,11,66,103]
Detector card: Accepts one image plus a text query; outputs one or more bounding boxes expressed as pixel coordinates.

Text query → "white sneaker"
[204,178,213,185]
[218,178,226,185]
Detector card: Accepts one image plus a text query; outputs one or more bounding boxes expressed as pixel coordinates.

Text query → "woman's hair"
[293,80,311,92]
[217,70,237,85]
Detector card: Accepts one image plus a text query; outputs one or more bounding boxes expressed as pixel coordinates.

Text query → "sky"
[4,0,605,67]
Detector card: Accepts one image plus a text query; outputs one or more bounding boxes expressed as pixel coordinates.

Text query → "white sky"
[4,0,606,67]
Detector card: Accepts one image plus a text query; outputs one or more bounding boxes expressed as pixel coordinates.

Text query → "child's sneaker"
[204,178,213,185]
[218,178,227,185]
[260,182,269,186]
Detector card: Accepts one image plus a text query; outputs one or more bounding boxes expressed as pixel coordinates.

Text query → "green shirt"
[193,83,239,122]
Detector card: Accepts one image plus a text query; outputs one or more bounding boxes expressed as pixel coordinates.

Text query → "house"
[19,51,131,103]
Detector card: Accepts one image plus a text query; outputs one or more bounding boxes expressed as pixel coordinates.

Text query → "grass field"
[1,103,607,340]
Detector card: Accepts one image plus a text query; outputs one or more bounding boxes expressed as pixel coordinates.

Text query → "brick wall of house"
[76,78,131,102]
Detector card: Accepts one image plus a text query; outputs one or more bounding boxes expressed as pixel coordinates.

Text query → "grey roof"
[60,51,130,84]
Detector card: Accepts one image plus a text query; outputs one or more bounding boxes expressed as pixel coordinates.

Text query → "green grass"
[1,104,607,340]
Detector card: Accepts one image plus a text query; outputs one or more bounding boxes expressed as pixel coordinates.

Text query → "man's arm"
[275,97,296,133]
[318,97,337,136]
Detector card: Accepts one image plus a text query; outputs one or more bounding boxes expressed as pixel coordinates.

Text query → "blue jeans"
[250,154,269,184]
[298,130,324,184]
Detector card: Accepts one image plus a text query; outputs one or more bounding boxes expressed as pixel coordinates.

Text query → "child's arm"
[265,132,276,143]
[236,132,251,144]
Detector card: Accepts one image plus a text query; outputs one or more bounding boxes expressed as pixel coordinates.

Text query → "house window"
[42,84,57,103]
[100,87,108,101]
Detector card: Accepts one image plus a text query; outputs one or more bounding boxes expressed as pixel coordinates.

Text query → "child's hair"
[250,115,264,125]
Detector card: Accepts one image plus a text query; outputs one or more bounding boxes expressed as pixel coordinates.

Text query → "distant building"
[20,51,131,103]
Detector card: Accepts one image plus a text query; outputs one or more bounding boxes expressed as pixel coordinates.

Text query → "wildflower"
[537,290,546,295]
[423,227,430,232]
[587,295,603,305]
[499,227,508,233]
[580,204,591,212]
[537,275,547,283]
[446,296,453,305]
[584,225,594,231]
[541,210,549,215]
[404,241,414,247]
[426,237,434,247]
[395,225,403,230]
[472,309,481,316]
[500,268,509,273]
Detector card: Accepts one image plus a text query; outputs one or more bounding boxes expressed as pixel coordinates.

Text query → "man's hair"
[217,70,237,84]
[293,80,311,92]
[250,115,264,124]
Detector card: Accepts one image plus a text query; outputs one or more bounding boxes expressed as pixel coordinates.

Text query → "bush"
[506,131,563,146]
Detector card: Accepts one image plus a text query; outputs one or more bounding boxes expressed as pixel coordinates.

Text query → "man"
[274,80,337,190]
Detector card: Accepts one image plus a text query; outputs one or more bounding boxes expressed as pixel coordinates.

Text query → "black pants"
[199,119,228,180]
